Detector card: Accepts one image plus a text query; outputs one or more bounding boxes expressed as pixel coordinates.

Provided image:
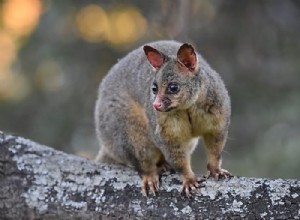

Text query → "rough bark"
[0,131,299,219]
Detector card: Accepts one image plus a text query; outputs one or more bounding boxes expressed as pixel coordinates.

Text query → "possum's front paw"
[206,165,232,180]
[180,174,204,197]
[141,173,160,196]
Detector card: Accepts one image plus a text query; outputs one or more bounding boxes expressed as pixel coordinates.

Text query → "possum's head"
[144,43,201,112]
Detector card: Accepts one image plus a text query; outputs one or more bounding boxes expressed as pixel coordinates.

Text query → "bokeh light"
[0,0,42,101]
[3,0,42,37]
[106,7,147,45]
[75,4,147,46]
[75,4,109,43]
[0,70,31,101]
[35,61,65,93]
[0,31,16,77]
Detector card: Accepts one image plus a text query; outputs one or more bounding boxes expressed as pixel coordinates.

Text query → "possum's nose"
[153,96,171,111]
[153,100,163,111]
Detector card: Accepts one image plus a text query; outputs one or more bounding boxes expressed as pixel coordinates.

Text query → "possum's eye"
[152,83,158,95]
[167,82,180,94]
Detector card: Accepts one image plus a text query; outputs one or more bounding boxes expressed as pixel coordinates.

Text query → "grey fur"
[95,40,231,194]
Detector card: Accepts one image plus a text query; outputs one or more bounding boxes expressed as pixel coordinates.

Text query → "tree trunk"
[0,131,299,219]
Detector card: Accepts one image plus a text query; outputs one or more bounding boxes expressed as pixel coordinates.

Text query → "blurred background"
[0,0,300,179]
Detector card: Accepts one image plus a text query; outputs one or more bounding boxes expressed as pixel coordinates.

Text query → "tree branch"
[0,130,299,219]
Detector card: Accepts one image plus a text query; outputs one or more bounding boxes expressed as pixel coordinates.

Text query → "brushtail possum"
[95,40,231,196]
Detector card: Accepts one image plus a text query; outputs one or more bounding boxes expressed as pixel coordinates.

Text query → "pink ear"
[143,45,166,70]
[177,43,198,72]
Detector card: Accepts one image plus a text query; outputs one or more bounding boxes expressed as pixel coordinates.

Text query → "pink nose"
[153,101,162,111]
